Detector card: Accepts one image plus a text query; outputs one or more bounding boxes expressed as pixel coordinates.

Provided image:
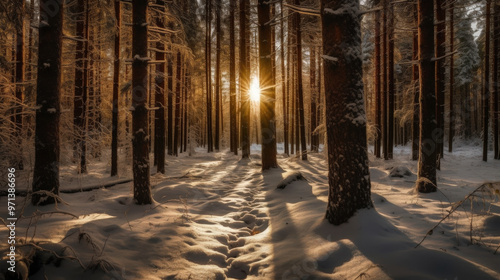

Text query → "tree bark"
[322,0,372,225]
[436,0,445,162]
[310,46,318,152]
[206,0,214,153]
[448,0,454,153]
[132,0,152,204]
[240,0,251,158]
[493,1,499,160]
[230,0,237,155]
[167,51,174,156]
[412,3,420,161]
[387,1,394,159]
[374,0,382,158]
[174,52,182,156]
[416,0,437,193]
[281,0,289,156]
[294,0,307,160]
[258,0,278,170]
[215,0,221,151]
[13,0,25,170]
[483,0,491,162]
[32,0,64,205]
[154,0,166,173]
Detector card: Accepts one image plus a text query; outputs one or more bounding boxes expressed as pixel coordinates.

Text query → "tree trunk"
[167,52,174,155]
[387,1,394,159]
[230,0,237,155]
[294,0,307,161]
[322,0,372,225]
[374,0,382,158]
[448,0,454,153]
[206,0,213,153]
[258,0,278,170]
[412,4,420,160]
[382,0,388,160]
[215,0,221,150]
[32,0,64,205]
[13,0,25,170]
[73,0,88,174]
[111,0,120,176]
[416,0,437,193]
[132,0,152,204]
[310,46,318,152]
[483,0,491,162]
[154,0,166,173]
[493,1,499,160]
[436,0,445,162]
[240,0,251,158]
[281,0,289,155]
[174,52,182,156]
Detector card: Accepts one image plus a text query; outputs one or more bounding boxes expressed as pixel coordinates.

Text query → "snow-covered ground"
[1,143,500,279]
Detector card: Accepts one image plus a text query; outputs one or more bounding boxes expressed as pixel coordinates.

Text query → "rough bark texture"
[448,0,454,153]
[167,52,174,155]
[240,0,250,158]
[229,0,237,155]
[374,0,382,158]
[73,0,88,174]
[215,0,221,150]
[412,4,419,160]
[322,0,373,225]
[258,0,278,170]
[174,52,182,156]
[416,0,437,193]
[111,0,121,176]
[32,0,64,205]
[382,0,388,160]
[206,0,213,153]
[154,0,166,173]
[310,46,318,152]
[294,0,307,160]
[436,0,445,161]
[483,0,491,162]
[132,0,152,204]
[494,1,499,160]
[387,1,394,159]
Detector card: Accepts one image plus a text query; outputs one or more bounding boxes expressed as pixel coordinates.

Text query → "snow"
[1,144,500,279]
[47,108,57,114]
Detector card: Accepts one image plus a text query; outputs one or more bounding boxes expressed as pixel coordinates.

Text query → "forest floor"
[1,143,500,280]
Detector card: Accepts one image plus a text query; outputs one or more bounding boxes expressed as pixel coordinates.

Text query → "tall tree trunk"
[258,0,278,170]
[215,0,221,150]
[310,46,318,152]
[493,1,499,160]
[382,0,388,160]
[230,0,237,155]
[174,52,182,156]
[183,66,189,152]
[436,0,445,162]
[206,0,214,153]
[167,52,174,155]
[374,0,382,158]
[322,0,372,225]
[483,0,491,162]
[154,0,166,173]
[448,0,454,153]
[32,0,64,205]
[14,0,25,170]
[416,0,437,193]
[294,0,307,160]
[240,0,251,158]
[73,0,88,174]
[281,0,289,155]
[132,0,152,204]
[111,0,121,176]
[387,1,394,159]
[412,3,420,160]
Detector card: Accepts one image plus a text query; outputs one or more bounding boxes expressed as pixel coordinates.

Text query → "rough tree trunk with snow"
[132,0,152,204]
[322,0,373,225]
[258,0,278,170]
[416,0,437,193]
[32,0,64,205]
[154,0,166,173]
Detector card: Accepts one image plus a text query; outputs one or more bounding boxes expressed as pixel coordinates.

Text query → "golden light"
[249,77,261,102]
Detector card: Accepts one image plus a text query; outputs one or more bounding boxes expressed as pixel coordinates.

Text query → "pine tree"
[154,0,166,173]
[322,0,372,225]
[32,0,64,205]
[111,0,121,176]
[132,0,152,204]
[229,0,237,155]
[416,0,437,193]
[258,0,278,170]
[240,0,251,158]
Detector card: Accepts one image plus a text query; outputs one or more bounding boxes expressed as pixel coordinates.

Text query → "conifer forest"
[1,0,500,279]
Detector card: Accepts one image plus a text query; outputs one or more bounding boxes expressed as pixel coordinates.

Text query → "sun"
[249,77,260,102]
